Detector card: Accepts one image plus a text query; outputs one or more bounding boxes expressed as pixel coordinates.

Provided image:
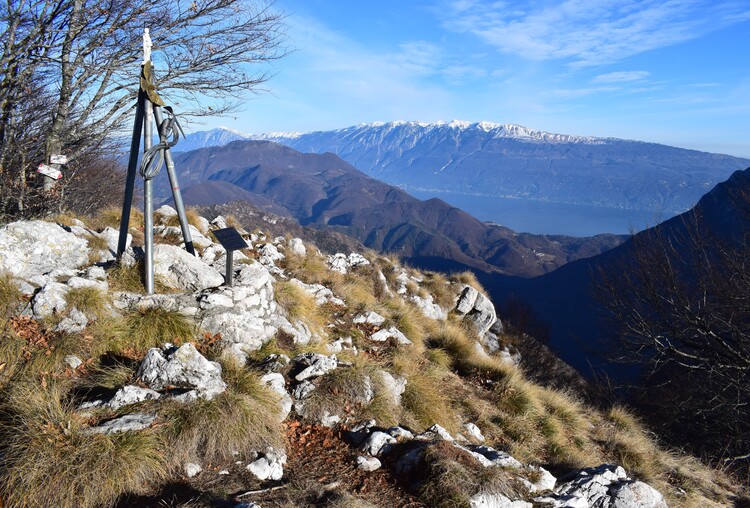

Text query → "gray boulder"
[86,413,156,435]
[454,285,498,336]
[153,244,224,292]
[32,282,69,318]
[293,353,338,381]
[0,220,89,281]
[137,343,226,400]
[536,464,666,508]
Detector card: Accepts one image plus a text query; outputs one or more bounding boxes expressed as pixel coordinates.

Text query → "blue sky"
[204,0,750,157]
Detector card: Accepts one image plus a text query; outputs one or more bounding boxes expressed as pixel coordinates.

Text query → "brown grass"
[0,380,167,508]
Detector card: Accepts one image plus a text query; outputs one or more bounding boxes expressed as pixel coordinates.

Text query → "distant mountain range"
[177,123,749,216]
[159,140,624,277]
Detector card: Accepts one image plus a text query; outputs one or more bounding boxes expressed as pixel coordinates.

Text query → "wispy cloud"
[593,71,650,83]
[440,0,750,66]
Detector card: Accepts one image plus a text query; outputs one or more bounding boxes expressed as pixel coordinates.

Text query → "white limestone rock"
[55,308,88,334]
[293,353,338,381]
[153,244,223,292]
[610,481,667,508]
[260,372,292,422]
[410,293,447,320]
[525,465,556,493]
[137,343,226,400]
[356,455,382,472]
[154,225,213,249]
[185,462,202,478]
[369,327,412,345]
[155,205,178,220]
[257,243,284,265]
[108,385,162,410]
[469,445,523,469]
[535,465,651,508]
[359,431,396,456]
[86,413,156,434]
[64,355,83,370]
[454,285,497,336]
[470,493,531,508]
[32,282,69,318]
[416,424,455,442]
[246,449,286,481]
[347,252,370,268]
[376,370,407,407]
[0,220,90,281]
[353,311,386,326]
[327,253,349,273]
[464,422,485,443]
[67,275,108,293]
[289,238,306,257]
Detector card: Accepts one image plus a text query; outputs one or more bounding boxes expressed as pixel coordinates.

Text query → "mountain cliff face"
[159,140,625,277]
[253,120,750,215]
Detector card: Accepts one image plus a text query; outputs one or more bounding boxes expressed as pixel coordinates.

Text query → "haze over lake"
[409,189,666,237]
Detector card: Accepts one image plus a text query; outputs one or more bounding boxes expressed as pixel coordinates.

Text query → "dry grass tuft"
[108,262,145,293]
[64,286,108,320]
[451,270,485,293]
[301,358,378,423]
[0,273,23,325]
[275,280,327,333]
[162,360,283,465]
[93,206,144,232]
[0,380,167,508]
[114,308,195,354]
[415,441,524,508]
[393,354,461,433]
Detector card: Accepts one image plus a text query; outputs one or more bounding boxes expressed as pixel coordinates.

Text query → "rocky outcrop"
[536,465,667,508]
[137,343,227,401]
[153,244,224,291]
[0,220,89,281]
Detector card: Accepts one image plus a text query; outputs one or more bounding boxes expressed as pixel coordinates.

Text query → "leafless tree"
[596,196,750,469]
[0,0,286,218]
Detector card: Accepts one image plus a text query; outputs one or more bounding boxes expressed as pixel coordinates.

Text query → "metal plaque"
[50,154,68,164]
[212,227,249,251]
[37,164,62,180]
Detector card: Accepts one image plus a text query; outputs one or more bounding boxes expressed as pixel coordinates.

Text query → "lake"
[408,189,669,237]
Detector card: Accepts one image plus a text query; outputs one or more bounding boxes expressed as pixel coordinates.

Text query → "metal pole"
[142,29,155,294]
[153,104,195,255]
[226,250,234,287]
[117,88,146,257]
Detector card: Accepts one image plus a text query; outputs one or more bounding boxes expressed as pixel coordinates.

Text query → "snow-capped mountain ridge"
[256,120,609,146]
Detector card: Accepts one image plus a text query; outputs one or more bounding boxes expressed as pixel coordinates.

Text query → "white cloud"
[593,71,650,83]
[440,0,750,66]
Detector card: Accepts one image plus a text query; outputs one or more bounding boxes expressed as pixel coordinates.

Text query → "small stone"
[185,463,202,478]
[353,311,386,326]
[356,455,382,472]
[416,424,455,442]
[464,422,485,442]
[369,327,412,345]
[358,431,396,456]
[64,355,83,370]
